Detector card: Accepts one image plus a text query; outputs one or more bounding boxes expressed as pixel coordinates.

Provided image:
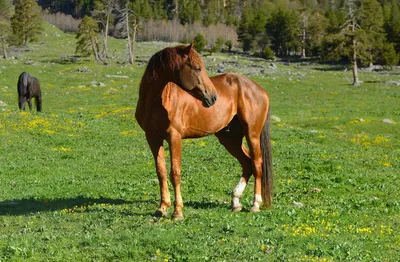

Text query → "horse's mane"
[140,45,200,86]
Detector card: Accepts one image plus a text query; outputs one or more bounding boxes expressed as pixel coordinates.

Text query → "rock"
[382,119,396,125]
[311,188,321,193]
[271,115,281,122]
[386,80,400,86]
[24,60,34,65]
[106,75,128,79]
[0,100,7,106]
[291,201,304,208]
[76,67,91,73]
[98,82,106,87]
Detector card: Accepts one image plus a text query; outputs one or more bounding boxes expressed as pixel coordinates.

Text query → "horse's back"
[211,72,270,129]
[211,73,269,105]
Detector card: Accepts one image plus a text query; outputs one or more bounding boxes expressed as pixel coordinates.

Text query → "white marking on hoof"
[232,205,243,212]
[231,197,243,212]
[251,194,262,212]
[231,179,247,212]
[233,180,247,198]
[250,206,260,212]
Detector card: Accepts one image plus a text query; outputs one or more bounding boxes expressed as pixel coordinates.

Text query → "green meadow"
[0,23,399,261]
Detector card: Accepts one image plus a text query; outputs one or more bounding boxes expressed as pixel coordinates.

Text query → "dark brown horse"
[135,43,273,220]
[17,72,42,112]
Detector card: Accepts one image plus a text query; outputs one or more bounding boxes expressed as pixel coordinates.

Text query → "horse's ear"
[185,41,195,55]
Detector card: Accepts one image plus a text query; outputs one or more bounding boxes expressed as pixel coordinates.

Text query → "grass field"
[0,23,399,261]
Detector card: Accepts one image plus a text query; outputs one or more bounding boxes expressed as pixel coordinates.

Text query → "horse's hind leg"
[36,94,42,112]
[27,98,32,111]
[146,134,171,217]
[216,118,252,212]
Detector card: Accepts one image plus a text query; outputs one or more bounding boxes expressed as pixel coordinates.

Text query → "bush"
[193,33,207,53]
[214,37,224,51]
[381,43,399,66]
[263,47,275,60]
[225,40,233,52]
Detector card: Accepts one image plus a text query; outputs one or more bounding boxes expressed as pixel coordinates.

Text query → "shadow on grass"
[185,200,228,210]
[312,66,346,72]
[0,196,154,216]
[0,196,230,216]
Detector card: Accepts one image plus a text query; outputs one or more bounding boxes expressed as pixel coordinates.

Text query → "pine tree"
[76,0,95,17]
[0,0,13,58]
[75,16,103,63]
[266,8,300,56]
[152,0,168,20]
[178,0,202,25]
[11,0,43,47]
[224,0,241,26]
[322,0,386,85]
[116,0,138,64]
[93,0,118,58]
[306,11,328,56]
[204,0,224,26]
[360,0,385,66]
[238,4,269,52]
[384,0,400,52]
[132,0,153,20]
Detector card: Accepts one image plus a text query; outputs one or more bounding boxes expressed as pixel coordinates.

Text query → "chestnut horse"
[17,72,42,112]
[135,43,273,220]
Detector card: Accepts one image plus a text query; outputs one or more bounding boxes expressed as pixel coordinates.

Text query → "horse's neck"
[136,74,171,129]
[139,71,172,100]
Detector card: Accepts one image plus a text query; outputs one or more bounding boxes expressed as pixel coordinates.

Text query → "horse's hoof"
[231,205,243,212]
[250,206,260,213]
[154,209,168,217]
[172,213,184,221]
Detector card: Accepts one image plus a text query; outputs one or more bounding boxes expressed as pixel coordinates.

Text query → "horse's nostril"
[212,95,217,103]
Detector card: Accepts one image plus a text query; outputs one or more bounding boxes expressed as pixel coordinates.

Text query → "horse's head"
[175,42,218,107]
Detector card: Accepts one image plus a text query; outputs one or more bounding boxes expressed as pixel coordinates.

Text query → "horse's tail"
[17,72,29,110]
[17,72,28,96]
[261,106,273,208]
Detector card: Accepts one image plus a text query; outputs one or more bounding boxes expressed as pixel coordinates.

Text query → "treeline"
[37,1,400,64]
[1,0,400,85]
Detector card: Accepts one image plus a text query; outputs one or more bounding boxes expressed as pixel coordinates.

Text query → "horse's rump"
[17,72,29,96]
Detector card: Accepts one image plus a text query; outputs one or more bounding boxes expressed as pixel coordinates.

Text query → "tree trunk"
[352,21,360,86]
[2,43,8,59]
[131,19,138,64]
[125,12,134,65]
[301,14,307,58]
[174,0,179,17]
[352,56,359,86]
[92,36,100,62]
[24,35,28,48]
[103,11,110,58]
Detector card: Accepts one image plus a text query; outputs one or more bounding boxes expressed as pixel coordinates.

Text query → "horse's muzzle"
[202,94,217,108]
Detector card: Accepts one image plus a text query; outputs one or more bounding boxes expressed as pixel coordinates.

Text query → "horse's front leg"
[146,134,171,217]
[168,132,184,220]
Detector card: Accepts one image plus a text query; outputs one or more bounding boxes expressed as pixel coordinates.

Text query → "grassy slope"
[0,22,399,261]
